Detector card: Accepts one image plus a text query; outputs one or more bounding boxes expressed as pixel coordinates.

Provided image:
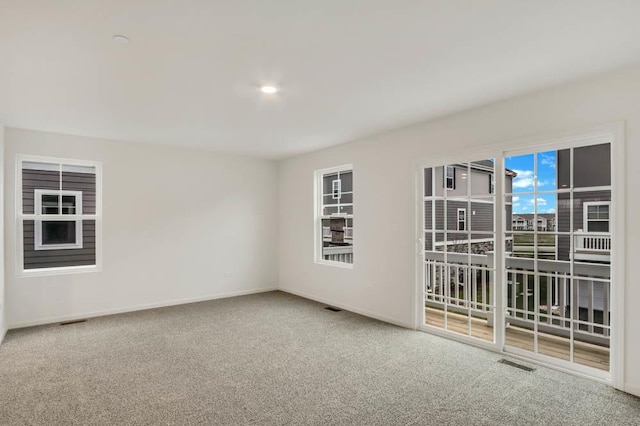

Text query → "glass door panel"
[504,144,611,373]
[423,160,496,344]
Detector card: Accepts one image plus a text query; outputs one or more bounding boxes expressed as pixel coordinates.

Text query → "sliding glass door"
[420,137,614,379]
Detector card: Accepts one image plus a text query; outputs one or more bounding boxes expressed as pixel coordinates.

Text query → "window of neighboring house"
[457,208,467,231]
[316,165,353,266]
[34,190,83,250]
[444,166,455,190]
[489,173,495,194]
[18,157,101,275]
[584,202,610,232]
[332,179,341,199]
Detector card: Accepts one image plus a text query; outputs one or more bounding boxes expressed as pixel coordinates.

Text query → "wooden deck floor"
[425,307,609,371]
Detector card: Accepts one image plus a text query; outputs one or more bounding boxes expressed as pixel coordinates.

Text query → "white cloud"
[512,196,520,202]
[512,170,534,189]
[537,178,557,189]
[540,153,556,169]
[513,170,556,190]
[544,208,556,213]
[528,197,547,206]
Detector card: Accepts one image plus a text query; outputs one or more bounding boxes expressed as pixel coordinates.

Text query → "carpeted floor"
[0,291,638,425]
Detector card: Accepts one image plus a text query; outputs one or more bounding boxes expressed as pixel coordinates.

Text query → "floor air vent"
[60,319,88,326]
[325,307,342,312]
[498,359,536,372]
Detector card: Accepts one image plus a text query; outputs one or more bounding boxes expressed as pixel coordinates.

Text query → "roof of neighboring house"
[454,160,517,177]
[512,213,556,221]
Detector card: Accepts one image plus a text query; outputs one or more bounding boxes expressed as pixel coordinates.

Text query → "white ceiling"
[2,1,640,159]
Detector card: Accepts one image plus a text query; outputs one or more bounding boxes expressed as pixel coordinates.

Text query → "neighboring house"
[556,143,611,263]
[319,167,354,263]
[22,161,97,270]
[556,143,612,328]
[512,213,557,231]
[424,160,516,254]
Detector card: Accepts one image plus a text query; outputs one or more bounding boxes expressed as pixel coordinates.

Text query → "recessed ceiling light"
[112,35,130,44]
[260,86,279,94]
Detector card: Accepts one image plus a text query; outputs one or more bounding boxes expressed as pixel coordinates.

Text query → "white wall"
[0,125,5,343]
[278,63,640,396]
[4,128,278,328]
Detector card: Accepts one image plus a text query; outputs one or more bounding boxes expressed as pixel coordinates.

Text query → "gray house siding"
[557,190,610,261]
[23,220,96,269]
[322,171,352,194]
[423,162,515,252]
[556,143,611,262]
[429,165,495,197]
[23,170,96,215]
[22,169,97,269]
[22,170,58,214]
[424,168,433,196]
[425,200,493,233]
[558,143,611,189]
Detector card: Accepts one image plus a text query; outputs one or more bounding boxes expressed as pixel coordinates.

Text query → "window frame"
[584,201,611,233]
[314,164,354,269]
[16,155,103,277]
[417,121,624,388]
[34,189,84,250]
[457,208,467,231]
[444,165,455,190]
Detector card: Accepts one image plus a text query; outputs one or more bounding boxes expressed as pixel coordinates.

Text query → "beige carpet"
[0,291,638,425]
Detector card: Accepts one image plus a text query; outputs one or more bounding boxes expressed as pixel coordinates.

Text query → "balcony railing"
[323,245,353,263]
[424,251,610,346]
[574,233,611,252]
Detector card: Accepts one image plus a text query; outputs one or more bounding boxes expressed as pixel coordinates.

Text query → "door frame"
[414,122,625,389]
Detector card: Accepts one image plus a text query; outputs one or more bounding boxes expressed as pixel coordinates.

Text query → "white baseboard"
[8,287,278,330]
[0,327,6,345]
[279,286,412,329]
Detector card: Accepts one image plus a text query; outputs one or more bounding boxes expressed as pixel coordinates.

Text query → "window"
[444,166,455,189]
[332,179,341,199]
[316,165,353,266]
[489,173,495,194]
[17,157,101,274]
[457,208,466,231]
[34,190,83,250]
[584,202,610,232]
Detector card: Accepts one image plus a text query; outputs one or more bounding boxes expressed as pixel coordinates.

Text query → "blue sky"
[505,151,557,214]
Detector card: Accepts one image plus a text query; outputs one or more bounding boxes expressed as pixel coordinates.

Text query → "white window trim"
[16,155,103,277]
[34,189,84,250]
[583,201,611,233]
[331,179,342,200]
[444,165,455,190]
[457,208,466,231]
[314,164,354,269]
[415,121,625,389]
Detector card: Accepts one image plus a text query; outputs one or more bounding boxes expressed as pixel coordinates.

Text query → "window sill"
[34,244,83,251]
[18,264,100,278]
[315,260,354,269]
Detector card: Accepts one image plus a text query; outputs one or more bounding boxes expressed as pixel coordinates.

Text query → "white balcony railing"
[424,251,611,345]
[323,245,353,263]
[574,233,611,252]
